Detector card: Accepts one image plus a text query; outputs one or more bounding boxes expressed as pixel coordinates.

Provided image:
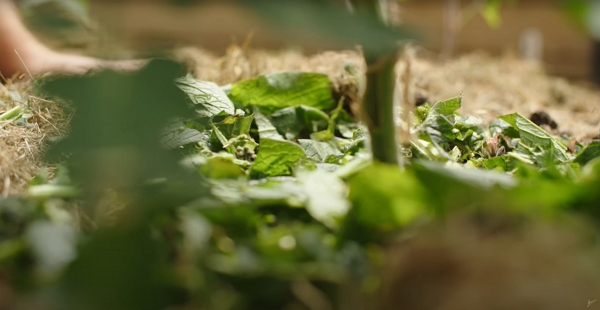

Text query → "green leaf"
[200,156,246,179]
[244,178,305,207]
[576,141,600,165]
[269,106,330,140]
[161,121,209,149]
[415,160,517,190]
[176,75,235,117]
[344,164,427,242]
[499,113,570,163]
[489,119,519,138]
[297,169,350,229]
[298,139,341,162]
[250,139,306,178]
[298,106,330,130]
[480,155,512,172]
[482,0,503,28]
[40,59,208,206]
[267,107,303,140]
[559,0,589,31]
[59,227,172,310]
[214,114,255,139]
[210,121,231,151]
[254,109,284,140]
[431,96,462,115]
[230,73,336,113]
[415,96,482,161]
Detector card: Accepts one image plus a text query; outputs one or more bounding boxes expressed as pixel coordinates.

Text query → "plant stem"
[363,53,399,165]
[0,106,22,121]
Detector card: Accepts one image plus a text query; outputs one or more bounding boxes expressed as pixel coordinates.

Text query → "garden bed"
[2,46,599,195]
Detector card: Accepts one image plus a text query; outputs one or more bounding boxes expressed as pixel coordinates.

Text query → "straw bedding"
[0,81,69,196]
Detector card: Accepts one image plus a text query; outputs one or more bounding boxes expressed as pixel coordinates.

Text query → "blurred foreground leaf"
[40,60,207,206]
[243,0,413,61]
[344,164,428,242]
[59,227,174,310]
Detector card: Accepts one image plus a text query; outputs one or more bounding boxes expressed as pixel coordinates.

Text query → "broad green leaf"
[176,76,235,117]
[230,73,336,113]
[499,113,570,163]
[250,139,306,178]
[576,141,600,165]
[298,139,342,162]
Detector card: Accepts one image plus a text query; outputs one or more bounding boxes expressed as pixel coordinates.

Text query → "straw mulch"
[2,46,600,195]
[0,81,69,196]
[174,45,367,96]
[411,52,600,141]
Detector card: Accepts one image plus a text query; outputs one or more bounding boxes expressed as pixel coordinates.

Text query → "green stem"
[0,106,23,121]
[363,53,399,165]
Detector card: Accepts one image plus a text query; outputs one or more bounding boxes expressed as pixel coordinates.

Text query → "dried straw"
[411,51,600,141]
[0,80,69,196]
